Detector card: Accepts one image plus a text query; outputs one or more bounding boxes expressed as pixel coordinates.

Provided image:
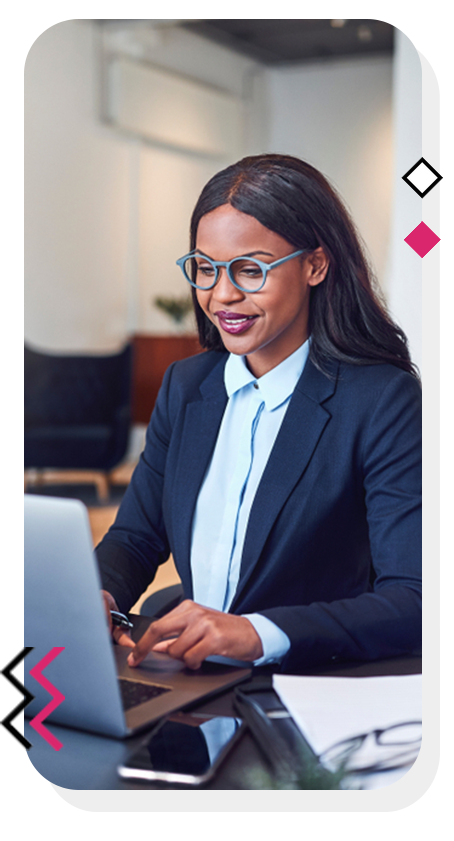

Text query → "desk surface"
[26,613,422,790]
[25,652,421,791]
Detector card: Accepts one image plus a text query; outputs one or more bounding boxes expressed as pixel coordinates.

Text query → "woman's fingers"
[101,590,135,648]
[127,601,195,666]
[151,639,174,653]
[101,589,117,633]
[113,627,135,648]
[127,601,263,667]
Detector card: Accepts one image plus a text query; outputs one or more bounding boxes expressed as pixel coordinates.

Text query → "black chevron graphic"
[1,647,35,749]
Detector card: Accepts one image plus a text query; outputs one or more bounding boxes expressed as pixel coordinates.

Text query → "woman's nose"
[213,267,245,302]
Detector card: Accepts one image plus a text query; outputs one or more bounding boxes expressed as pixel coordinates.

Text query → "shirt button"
[253,382,259,389]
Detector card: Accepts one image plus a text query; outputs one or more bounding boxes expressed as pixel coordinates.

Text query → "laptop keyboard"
[118,678,171,711]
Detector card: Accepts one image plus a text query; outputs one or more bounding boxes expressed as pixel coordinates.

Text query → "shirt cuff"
[242,613,291,666]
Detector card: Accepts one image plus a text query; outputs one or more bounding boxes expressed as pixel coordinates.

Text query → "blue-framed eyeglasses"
[318,720,422,776]
[176,249,306,293]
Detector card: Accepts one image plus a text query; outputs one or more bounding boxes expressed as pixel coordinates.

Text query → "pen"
[110,610,134,630]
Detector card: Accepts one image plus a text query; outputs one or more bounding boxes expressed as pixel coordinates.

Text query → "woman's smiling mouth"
[215,310,259,334]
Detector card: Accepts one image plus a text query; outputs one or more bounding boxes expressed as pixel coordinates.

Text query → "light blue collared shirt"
[190,340,310,665]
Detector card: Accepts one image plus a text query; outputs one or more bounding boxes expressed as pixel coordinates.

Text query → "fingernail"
[127,653,136,666]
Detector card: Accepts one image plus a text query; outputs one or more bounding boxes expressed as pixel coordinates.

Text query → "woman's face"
[195,204,329,378]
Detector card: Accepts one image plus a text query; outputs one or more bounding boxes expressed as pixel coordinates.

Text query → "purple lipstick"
[215,310,258,335]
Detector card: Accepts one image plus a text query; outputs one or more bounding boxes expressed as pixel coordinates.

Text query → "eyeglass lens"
[183,256,266,292]
[320,721,422,775]
[377,722,422,746]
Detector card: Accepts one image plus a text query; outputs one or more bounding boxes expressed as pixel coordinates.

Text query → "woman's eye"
[197,264,215,276]
[240,266,262,276]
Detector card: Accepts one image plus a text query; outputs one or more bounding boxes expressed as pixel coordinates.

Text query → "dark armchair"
[24,343,133,501]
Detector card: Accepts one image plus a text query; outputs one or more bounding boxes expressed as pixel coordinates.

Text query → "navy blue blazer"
[96,350,422,673]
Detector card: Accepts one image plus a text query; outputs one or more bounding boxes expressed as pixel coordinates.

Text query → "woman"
[97,154,421,674]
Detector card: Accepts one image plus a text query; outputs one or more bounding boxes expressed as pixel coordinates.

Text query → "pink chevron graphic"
[29,647,65,751]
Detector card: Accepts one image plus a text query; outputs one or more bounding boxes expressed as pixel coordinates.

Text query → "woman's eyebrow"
[195,250,274,259]
[243,251,274,258]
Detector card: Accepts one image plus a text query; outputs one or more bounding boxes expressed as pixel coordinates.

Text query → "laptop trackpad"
[114,645,186,675]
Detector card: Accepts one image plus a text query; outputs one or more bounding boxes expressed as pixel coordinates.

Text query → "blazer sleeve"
[95,363,177,614]
[258,370,422,673]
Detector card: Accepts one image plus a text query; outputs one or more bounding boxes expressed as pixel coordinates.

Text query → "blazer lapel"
[171,357,228,598]
[230,358,339,610]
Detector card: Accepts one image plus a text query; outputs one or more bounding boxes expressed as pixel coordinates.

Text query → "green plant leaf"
[154,295,193,324]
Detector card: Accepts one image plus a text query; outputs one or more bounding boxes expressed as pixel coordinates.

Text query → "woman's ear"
[307,247,330,287]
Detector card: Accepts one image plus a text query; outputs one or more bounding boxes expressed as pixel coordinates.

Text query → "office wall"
[25,20,263,351]
[25,20,397,354]
[264,37,423,370]
[25,21,131,352]
[265,56,394,292]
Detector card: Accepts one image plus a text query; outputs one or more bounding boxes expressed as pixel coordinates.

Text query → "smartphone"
[118,713,244,785]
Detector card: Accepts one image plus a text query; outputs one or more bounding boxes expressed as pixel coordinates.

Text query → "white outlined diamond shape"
[402,157,442,198]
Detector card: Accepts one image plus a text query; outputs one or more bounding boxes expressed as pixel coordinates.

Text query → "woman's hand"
[101,590,135,649]
[127,600,263,669]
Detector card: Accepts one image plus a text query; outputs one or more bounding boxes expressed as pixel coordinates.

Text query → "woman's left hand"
[127,600,263,669]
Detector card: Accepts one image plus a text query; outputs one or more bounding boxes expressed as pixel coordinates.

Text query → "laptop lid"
[24,495,251,739]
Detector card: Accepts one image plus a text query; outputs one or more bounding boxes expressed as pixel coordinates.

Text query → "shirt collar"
[224,340,310,411]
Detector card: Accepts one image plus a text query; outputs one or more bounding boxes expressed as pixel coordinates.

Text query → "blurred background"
[24,19,422,608]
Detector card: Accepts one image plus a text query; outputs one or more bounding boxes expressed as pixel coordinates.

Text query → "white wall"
[25,21,132,351]
[26,20,411,356]
[264,44,423,369]
[265,56,394,291]
[25,20,264,351]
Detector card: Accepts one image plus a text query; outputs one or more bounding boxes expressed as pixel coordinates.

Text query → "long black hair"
[189,154,418,377]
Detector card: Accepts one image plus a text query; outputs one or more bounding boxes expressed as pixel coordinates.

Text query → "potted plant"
[153,295,194,330]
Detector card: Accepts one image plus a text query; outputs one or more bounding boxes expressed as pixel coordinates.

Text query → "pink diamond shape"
[404,221,440,257]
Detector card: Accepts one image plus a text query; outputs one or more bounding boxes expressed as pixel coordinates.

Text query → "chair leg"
[24,468,42,490]
[94,473,109,503]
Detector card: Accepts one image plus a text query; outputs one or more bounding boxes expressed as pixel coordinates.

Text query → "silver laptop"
[24,495,251,738]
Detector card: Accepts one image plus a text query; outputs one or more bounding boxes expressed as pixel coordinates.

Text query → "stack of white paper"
[273,674,421,783]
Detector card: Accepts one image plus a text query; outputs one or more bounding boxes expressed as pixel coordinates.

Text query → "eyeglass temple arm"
[268,250,305,269]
